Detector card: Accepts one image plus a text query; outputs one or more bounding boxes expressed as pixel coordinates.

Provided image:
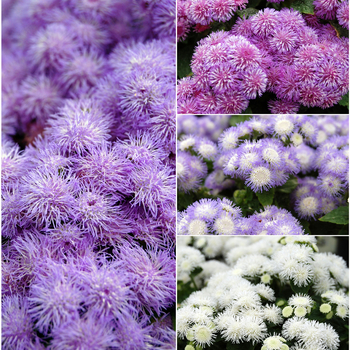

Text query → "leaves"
[288,0,314,14]
[230,116,251,127]
[339,92,349,109]
[256,188,275,206]
[277,176,299,194]
[237,7,259,19]
[319,206,349,225]
[290,280,311,294]
[177,41,196,79]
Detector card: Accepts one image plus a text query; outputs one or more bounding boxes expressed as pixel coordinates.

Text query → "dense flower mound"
[177,115,349,229]
[177,237,349,349]
[177,0,250,41]
[2,0,175,348]
[178,200,305,235]
[177,8,349,114]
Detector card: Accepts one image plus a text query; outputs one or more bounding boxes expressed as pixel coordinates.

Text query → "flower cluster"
[2,1,175,349]
[178,8,349,114]
[177,237,349,350]
[178,200,306,235]
[177,0,249,41]
[177,115,349,226]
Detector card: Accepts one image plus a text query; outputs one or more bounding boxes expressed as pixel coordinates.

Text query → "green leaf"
[339,92,349,108]
[277,176,298,193]
[290,280,311,294]
[319,206,349,225]
[233,189,247,205]
[177,43,196,79]
[256,188,275,206]
[288,0,314,14]
[177,191,196,211]
[230,116,251,127]
[242,106,253,115]
[237,7,259,19]
[190,266,203,278]
[248,0,262,7]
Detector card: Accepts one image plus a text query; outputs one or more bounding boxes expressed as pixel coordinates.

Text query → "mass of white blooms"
[177,237,349,349]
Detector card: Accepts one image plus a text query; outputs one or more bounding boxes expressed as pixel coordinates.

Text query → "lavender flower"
[2,0,176,347]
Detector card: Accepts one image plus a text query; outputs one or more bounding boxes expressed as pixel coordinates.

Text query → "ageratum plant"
[177,115,349,235]
[177,1,349,114]
[177,236,349,350]
[2,0,176,349]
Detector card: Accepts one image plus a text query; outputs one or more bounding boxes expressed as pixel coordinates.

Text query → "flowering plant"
[177,236,349,350]
[2,0,176,348]
[177,1,349,114]
[177,115,349,235]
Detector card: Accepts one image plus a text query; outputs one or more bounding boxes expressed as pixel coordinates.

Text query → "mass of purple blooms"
[2,0,176,349]
[178,200,306,235]
[177,8,349,114]
[177,115,349,232]
[177,0,349,42]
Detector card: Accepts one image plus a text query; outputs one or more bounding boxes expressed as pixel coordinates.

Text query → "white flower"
[301,121,316,139]
[288,294,313,308]
[177,246,205,279]
[282,306,293,318]
[294,306,307,317]
[213,215,238,235]
[274,118,294,136]
[291,133,303,146]
[255,284,275,301]
[188,219,208,235]
[298,196,319,218]
[221,316,245,343]
[336,305,349,319]
[263,304,283,324]
[249,166,272,188]
[319,303,332,314]
[262,147,281,165]
[291,264,314,287]
[263,335,288,350]
[193,324,215,347]
[177,305,195,337]
[198,142,218,160]
[282,317,306,339]
[179,135,196,150]
[241,316,267,344]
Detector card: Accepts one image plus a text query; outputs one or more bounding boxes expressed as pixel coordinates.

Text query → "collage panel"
[177,115,349,236]
[2,1,176,349]
[177,0,349,115]
[177,236,349,350]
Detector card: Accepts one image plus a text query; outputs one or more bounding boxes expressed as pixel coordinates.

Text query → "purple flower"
[268,99,300,114]
[116,243,175,316]
[337,0,349,29]
[46,99,113,155]
[18,75,63,125]
[20,168,77,229]
[251,8,279,37]
[74,182,122,238]
[28,23,77,73]
[74,141,134,198]
[28,263,83,334]
[59,50,108,96]
[130,165,175,218]
[2,295,39,350]
[50,316,118,350]
[79,261,136,319]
